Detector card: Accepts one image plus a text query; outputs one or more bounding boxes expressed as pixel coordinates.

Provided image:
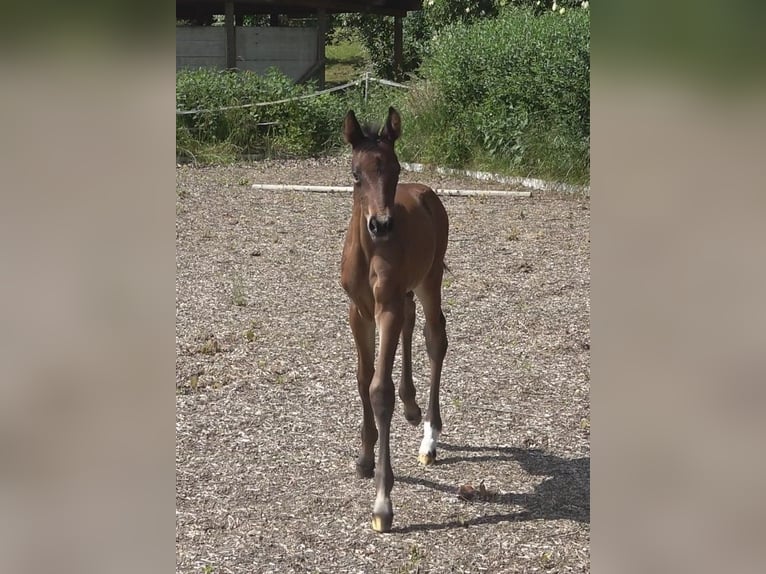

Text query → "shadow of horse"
[393,443,589,533]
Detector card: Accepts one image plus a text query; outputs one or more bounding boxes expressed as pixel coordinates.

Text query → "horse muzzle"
[367,215,394,239]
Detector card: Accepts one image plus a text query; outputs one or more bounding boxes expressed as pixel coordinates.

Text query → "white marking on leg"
[374,491,387,514]
[419,421,440,456]
[373,490,392,520]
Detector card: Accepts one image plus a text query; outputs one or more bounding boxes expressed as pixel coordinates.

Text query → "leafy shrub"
[424,0,499,28]
[176,68,347,161]
[407,7,590,182]
[334,12,429,80]
[335,1,588,80]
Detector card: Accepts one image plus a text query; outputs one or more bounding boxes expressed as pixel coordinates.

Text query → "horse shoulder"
[341,231,375,319]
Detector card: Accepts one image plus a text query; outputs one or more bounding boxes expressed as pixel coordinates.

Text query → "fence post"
[394,16,403,81]
[316,9,327,89]
[225,0,236,70]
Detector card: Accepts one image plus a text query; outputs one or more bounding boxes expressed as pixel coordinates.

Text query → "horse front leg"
[349,303,376,479]
[369,296,404,533]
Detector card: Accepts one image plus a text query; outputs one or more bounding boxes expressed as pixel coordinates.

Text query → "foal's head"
[343,107,402,241]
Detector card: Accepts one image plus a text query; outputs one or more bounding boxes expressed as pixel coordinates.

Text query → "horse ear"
[382,106,401,143]
[343,110,364,147]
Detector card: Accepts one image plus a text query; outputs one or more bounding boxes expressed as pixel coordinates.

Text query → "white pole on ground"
[250,183,531,197]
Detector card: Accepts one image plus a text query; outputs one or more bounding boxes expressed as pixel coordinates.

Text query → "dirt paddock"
[176,156,590,573]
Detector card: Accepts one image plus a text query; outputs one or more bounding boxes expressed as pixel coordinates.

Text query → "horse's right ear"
[343,110,364,147]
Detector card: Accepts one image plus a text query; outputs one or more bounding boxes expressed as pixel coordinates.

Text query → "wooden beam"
[225,0,236,70]
[316,9,328,89]
[393,15,403,81]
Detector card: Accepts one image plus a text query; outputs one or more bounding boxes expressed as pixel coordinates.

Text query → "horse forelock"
[356,123,387,150]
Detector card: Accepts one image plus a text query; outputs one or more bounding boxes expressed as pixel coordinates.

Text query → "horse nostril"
[369,216,393,237]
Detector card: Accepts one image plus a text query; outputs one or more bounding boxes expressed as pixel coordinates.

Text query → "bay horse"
[340,107,449,533]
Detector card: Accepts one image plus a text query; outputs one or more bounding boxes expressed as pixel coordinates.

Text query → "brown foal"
[339,107,449,533]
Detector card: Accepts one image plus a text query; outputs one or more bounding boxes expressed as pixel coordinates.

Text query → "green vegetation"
[325,40,368,86]
[176,67,403,162]
[404,7,590,183]
[176,68,347,162]
[176,3,590,183]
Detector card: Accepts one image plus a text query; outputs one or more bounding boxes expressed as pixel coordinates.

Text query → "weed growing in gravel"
[197,337,220,355]
[231,275,247,307]
[394,545,423,574]
[540,550,557,570]
[243,321,258,342]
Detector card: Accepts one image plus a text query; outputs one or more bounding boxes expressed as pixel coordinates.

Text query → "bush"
[335,1,588,81]
[405,6,589,182]
[334,12,429,80]
[176,66,414,163]
[176,68,347,161]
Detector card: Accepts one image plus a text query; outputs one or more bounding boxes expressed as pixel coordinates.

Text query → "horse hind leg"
[398,291,422,426]
[415,275,448,466]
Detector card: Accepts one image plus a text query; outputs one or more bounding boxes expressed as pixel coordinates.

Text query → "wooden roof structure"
[176,1,423,19]
[176,1,423,84]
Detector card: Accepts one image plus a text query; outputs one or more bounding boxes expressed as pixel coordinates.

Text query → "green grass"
[325,40,369,86]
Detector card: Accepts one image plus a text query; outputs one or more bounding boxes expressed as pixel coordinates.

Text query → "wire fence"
[176,73,409,116]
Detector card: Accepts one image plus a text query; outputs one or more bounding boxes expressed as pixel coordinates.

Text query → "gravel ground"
[176,156,590,573]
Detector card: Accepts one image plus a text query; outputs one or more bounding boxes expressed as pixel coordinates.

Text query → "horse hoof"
[405,407,422,427]
[356,460,375,479]
[371,513,393,533]
[418,451,436,466]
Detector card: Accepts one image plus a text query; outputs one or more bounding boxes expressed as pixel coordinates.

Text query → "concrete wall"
[176,26,317,80]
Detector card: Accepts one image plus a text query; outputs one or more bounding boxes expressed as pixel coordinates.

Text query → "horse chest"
[340,247,375,319]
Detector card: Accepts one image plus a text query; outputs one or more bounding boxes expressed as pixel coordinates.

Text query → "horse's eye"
[352,171,360,184]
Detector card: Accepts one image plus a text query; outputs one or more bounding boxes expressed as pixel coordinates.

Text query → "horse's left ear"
[382,106,401,143]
